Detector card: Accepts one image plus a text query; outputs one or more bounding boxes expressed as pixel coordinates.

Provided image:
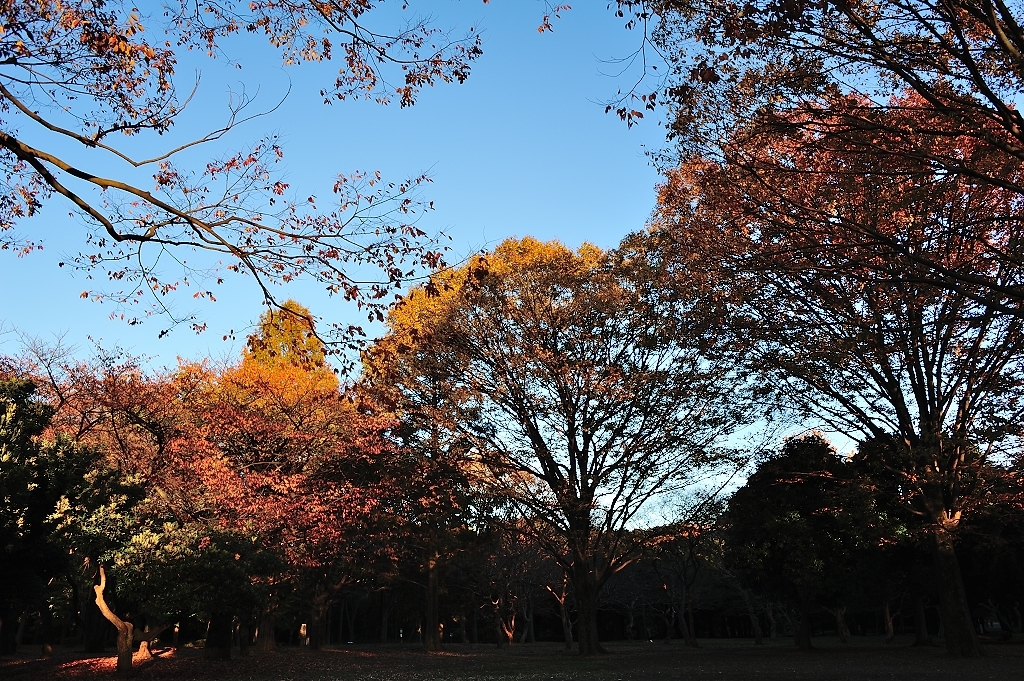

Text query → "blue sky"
[0,2,666,366]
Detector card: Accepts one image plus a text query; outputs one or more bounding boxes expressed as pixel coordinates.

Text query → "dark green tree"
[724,434,875,649]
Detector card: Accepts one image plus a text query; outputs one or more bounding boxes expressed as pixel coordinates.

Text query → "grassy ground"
[2,636,1022,680]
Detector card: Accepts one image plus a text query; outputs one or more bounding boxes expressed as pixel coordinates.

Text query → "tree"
[0,371,143,662]
[617,0,1024,312]
[169,305,399,655]
[369,237,749,655]
[0,2,482,335]
[649,124,1024,655]
[725,435,877,650]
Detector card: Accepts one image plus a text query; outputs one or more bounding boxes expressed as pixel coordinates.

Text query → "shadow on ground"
[2,636,1022,680]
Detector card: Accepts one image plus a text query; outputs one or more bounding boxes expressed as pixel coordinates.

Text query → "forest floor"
[2,636,1023,681]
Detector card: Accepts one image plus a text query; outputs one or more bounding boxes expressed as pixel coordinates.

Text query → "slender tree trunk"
[424,555,441,651]
[492,596,514,648]
[345,594,363,644]
[738,587,763,645]
[560,598,573,649]
[766,602,778,639]
[518,590,535,644]
[546,578,574,650]
[238,618,251,657]
[92,567,133,676]
[14,612,26,650]
[932,529,982,657]
[884,602,899,644]
[912,593,930,646]
[83,579,108,654]
[688,600,699,647]
[39,606,53,659]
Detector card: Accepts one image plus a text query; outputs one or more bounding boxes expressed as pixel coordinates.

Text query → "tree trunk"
[883,601,900,644]
[738,587,763,645]
[309,589,329,651]
[424,555,441,651]
[912,593,930,646]
[345,594,363,644]
[258,599,277,652]
[379,590,392,643]
[238,619,251,657]
[829,607,849,643]
[204,613,233,660]
[39,606,54,659]
[932,529,982,657]
[688,600,699,647]
[92,567,133,676]
[135,621,169,660]
[571,563,606,656]
[545,577,574,650]
[0,610,16,655]
[518,590,535,644]
[793,602,813,651]
[766,602,778,639]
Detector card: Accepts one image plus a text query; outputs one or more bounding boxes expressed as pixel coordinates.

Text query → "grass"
[2,636,1023,680]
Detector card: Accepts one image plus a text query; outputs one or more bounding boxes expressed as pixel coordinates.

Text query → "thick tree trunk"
[204,613,233,660]
[309,590,329,651]
[92,567,133,676]
[424,555,441,651]
[379,590,392,643]
[0,609,15,655]
[932,530,982,657]
[135,621,169,660]
[571,564,606,656]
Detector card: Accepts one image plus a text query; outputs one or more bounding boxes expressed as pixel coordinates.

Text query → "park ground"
[2,636,1023,681]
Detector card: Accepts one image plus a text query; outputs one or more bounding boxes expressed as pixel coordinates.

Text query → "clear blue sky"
[0,2,666,366]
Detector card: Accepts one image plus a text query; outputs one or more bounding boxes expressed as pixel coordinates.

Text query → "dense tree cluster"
[5,239,1024,672]
[6,0,1024,673]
